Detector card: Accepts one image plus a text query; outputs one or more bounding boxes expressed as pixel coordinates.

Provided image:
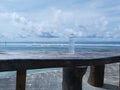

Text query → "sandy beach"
[0,63,119,90]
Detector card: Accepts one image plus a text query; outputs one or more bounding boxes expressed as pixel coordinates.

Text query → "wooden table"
[0,50,120,90]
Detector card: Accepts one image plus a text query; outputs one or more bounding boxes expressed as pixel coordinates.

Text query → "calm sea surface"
[0,42,120,51]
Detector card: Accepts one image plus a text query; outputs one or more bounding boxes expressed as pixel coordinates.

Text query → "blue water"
[1,42,120,51]
[0,46,120,51]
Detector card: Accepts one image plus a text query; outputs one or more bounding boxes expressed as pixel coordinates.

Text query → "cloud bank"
[0,0,120,41]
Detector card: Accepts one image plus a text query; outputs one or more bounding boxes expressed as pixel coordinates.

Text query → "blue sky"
[0,0,120,42]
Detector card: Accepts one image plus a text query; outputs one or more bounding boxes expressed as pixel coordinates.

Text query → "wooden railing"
[0,51,120,90]
[0,60,116,90]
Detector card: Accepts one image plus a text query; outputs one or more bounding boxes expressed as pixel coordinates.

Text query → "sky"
[0,0,120,42]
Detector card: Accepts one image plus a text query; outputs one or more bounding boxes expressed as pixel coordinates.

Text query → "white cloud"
[2,9,109,39]
[11,13,27,24]
[0,0,120,41]
[49,9,109,38]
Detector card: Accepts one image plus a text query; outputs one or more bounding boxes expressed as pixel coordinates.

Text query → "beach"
[0,63,118,90]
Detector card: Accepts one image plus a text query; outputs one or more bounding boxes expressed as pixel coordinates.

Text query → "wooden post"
[119,64,120,89]
[88,65,105,87]
[16,69,27,90]
[62,67,87,90]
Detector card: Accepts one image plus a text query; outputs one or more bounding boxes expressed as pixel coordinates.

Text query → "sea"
[0,41,120,77]
[1,41,120,51]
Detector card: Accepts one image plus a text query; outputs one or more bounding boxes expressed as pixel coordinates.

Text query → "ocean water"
[0,42,120,77]
[0,42,120,51]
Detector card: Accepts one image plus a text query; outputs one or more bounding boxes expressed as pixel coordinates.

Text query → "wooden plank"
[62,67,87,90]
[0,56,119,72]
[16,69,26,90]
[88,65,105,87]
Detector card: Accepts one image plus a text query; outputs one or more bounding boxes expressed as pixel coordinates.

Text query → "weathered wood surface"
[0,51,119,71]
[62,67,87,90]
[88,65,105,87]
[16,69,26,90]
[0,50,119,90]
